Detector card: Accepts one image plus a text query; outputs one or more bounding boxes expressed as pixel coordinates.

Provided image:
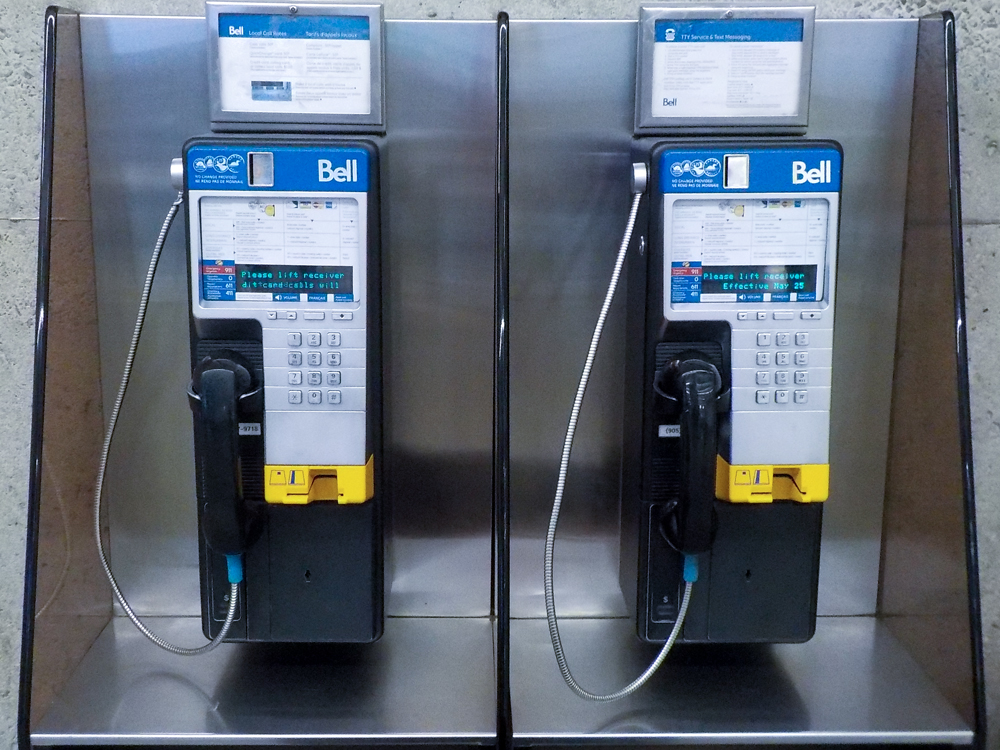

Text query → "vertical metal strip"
[18,6,59,748]
[941,10,987,749]
[494,11,511,750]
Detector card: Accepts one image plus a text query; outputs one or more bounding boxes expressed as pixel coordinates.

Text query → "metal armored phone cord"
[544,167,698,701]
[93,191,240,655]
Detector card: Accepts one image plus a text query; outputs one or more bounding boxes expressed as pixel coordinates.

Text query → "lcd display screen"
[199,196,360,303]
[668,197,828,303]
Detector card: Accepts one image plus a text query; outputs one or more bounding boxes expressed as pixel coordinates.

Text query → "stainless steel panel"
[80,16,495,619]
[34,616,496,744]
[510,617,972,745]
[508,19,916,618]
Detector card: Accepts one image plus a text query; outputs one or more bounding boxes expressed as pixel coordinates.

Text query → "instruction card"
[218,14,372,115]
[651,19,803,118]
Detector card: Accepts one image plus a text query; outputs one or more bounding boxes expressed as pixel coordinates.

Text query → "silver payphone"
[545,5,842,699]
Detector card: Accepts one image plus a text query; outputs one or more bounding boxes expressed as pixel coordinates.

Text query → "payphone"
[94,3,385,649]
[544,6,840,699]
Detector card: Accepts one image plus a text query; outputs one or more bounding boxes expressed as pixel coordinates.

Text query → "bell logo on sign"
[792,160,832,185]
[318,159,359,183]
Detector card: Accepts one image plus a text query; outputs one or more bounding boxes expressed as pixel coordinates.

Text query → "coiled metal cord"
[544,190,692,700]
[94,191,239,655]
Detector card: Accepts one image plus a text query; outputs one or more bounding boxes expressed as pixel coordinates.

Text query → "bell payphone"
[94,3,385,650]
[545,5,840,699]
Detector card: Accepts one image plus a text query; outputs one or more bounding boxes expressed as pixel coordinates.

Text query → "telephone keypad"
[747,325,829,409]
[267,326,362,410]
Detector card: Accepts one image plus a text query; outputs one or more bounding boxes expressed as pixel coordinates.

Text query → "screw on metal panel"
[289,5,298,13]
[724,10,734,18]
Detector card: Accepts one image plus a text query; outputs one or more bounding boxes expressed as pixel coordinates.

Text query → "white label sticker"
[239,422,262,436]
[658,424,681,438]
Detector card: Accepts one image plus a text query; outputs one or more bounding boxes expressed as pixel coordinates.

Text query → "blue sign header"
[659,147,841,194]
[186,145,370,192]
[654,18,803,43]
[219,14,370,40]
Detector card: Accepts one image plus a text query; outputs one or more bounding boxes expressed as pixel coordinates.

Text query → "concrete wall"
[1,0,998,747]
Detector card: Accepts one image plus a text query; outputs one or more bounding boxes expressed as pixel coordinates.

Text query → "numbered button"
[775,332,791,347]
[795,332,809,346]
[756,390,770,405]
[307,351,322,366]
[327,351,342,366]
[795,371,809,385]
[307,390,322,405]
[775,390,790,404]
[288,371,302,385]
[288,351,303,366]
[328,390,342,405]
[328,332,341,346]
[287,332,302,347]
[775,371,790,386]
[756,352,771,366]
[757,333,771,346]
[306,332,322,347]
[794,351,809,366]
[288,390,302,404]
[775,351,790,366]
[794,390,809,404]
[307,371,322,386]
[327,371,342,386]
[756,371,771,385]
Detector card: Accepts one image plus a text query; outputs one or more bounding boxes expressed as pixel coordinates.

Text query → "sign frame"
[207,1,385,132]
[635,5,815,133]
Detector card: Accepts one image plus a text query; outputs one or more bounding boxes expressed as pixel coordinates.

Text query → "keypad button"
[307,371,322,386]
[288,332,302,346]
[775,371,790,385]
[756,352,771,366]
[331,312,354,321]
[775,333,791,347]
[288,352,303,366]
[794,351,809,366]
[795,332,809,346]
[801,311,822,320]
[307,351,322,366]
[795,371,809,385]
[327,371,342,386]
[327,351,342,366]
[775,352,791,366]
[737,311,750,321]
[756,312,767,321]
[286,311,297,320]
[328,390,342,404]
[267,311,277,320]
[794,390,808,404]
[288,371,302,385]
[775,390,790,404]
[307,390,322,405]
[756,390,770,405]
[328,332,342,347]
[757,333,771,346]
[304,312,325,320]
[773,312,794,320]
[306,332,322,347]
[756,371,771,385]
[288,390,303,404]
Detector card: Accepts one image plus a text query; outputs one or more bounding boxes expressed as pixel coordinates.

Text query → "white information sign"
[651,18,804,119]
[218,13,372,115]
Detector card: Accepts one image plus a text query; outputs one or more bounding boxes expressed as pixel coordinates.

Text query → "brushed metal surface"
[508,19,916,619]
[80,16,495,620]
[509,617,971,745]
[34,616,496,744]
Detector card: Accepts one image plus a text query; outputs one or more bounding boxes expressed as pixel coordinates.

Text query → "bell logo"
[318,159,358,183]
[792,160,832,185]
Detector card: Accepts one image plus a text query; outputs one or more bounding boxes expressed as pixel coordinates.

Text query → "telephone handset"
[185,138,383,643]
